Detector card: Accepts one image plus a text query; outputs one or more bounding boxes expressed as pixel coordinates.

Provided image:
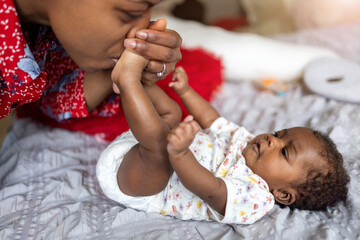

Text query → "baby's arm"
[170,67,220,129]
[167,116,227,215]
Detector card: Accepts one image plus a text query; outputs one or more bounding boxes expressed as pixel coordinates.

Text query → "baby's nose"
[266,135,281,148]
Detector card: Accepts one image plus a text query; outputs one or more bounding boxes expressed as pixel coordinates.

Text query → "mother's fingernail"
[124,39,136,49]
[136,31,147,40]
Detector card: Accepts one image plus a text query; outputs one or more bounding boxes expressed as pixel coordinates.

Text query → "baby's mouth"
[253,140,260,156]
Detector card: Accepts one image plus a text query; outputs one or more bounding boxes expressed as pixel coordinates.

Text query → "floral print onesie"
[97,117,275,224]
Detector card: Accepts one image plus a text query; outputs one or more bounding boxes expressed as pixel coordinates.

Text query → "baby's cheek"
[242,147,251,164]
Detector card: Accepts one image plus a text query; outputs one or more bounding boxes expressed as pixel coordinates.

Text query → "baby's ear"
[272,188,296,206]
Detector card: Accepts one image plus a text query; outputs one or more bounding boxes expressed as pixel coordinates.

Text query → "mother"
[0,0,182,120]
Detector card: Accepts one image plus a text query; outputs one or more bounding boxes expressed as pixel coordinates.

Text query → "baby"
[97,50,350,224]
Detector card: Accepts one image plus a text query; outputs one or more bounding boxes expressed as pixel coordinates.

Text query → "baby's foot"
[111,49,149,88]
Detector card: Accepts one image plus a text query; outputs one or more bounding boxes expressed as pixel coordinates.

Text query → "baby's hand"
[111,49,149,93]
[167,115,200,156]
[169,66,189,96]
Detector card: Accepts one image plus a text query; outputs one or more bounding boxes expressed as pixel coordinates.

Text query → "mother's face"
[49,0,157,72]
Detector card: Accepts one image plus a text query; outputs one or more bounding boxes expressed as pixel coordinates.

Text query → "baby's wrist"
[169,148,191,161]
[176,85,190,97]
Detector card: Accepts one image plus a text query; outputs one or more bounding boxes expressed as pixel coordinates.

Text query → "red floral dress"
[0,0,47,118]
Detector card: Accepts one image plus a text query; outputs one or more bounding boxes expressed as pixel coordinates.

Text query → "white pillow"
[164,16,338,83]
[304,58,360,103]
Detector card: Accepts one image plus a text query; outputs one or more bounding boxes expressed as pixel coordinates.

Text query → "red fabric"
[0,0,47,118]
[212,17,248,31]
[18,47,224,141]
[32,28,89,120]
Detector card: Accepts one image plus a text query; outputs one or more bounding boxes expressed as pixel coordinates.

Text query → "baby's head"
[242,127,350,210]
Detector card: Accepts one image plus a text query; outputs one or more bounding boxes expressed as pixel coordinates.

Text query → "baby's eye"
[281,148,288,160]
[273,131,279,137]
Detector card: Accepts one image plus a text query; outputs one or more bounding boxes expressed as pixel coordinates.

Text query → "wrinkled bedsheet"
[1,22,360,239]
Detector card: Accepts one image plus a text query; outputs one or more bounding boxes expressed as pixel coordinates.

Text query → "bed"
[1,18,360,239]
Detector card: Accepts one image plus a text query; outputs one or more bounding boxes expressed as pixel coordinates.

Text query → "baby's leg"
[112,50,182,197]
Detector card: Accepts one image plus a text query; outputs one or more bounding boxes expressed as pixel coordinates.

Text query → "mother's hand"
[124,19,182,85]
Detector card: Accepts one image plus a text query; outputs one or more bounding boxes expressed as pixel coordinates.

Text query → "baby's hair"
[289,130,350,211]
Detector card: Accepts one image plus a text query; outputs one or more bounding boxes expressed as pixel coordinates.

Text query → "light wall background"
[152,0,360,35]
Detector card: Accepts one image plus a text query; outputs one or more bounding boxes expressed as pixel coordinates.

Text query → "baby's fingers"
[168,80,179,88]
[183,115,194,122]
[167,130,184,153]
[169,67,189,95]
[167,131,180,144]
[172,67,187,81]
[188,120,200,136]
[178,120,200,137]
